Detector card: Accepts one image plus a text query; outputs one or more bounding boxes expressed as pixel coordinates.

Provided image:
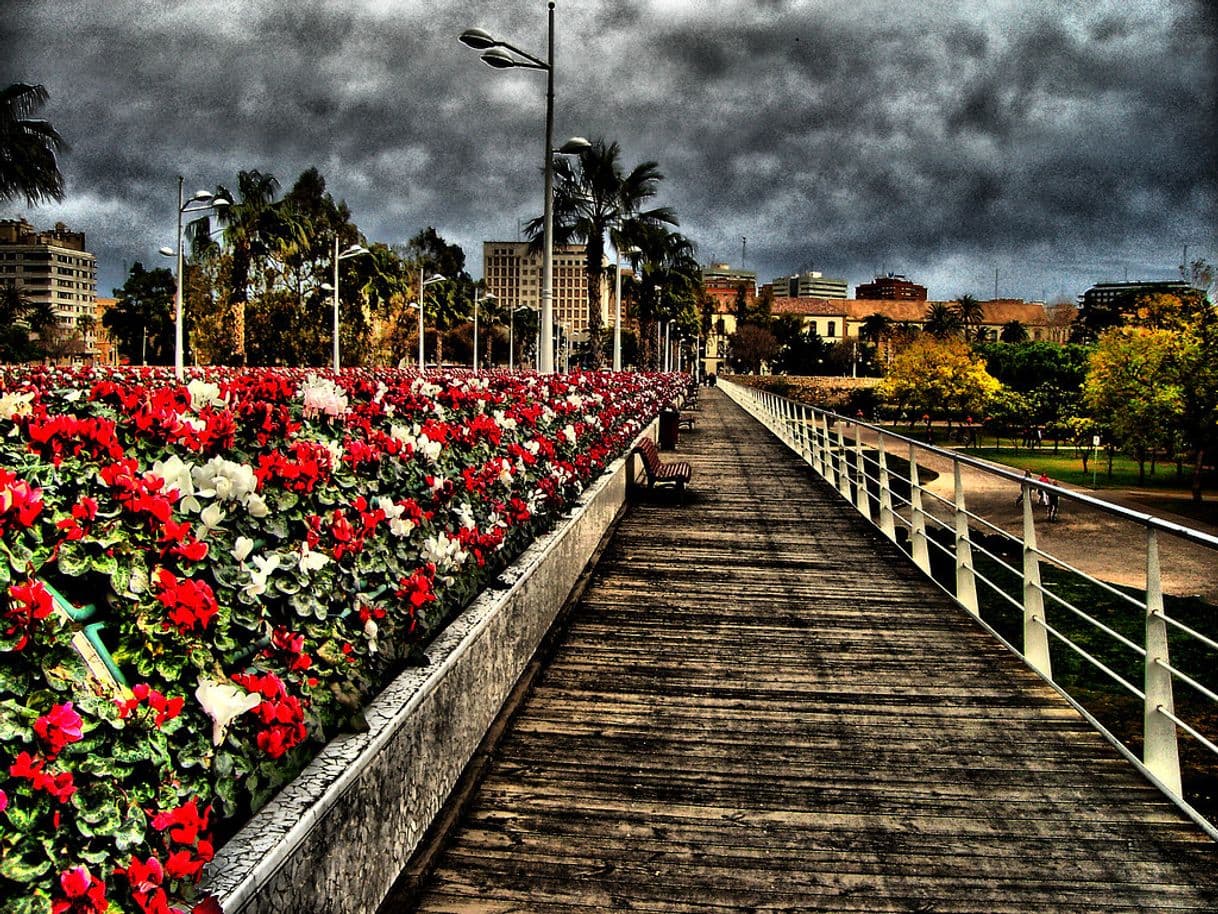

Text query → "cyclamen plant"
[0,365,685,914]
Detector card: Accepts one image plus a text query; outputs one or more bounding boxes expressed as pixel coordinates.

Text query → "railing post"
[953,461,979,616]
[853,421,870,519]
[836,421,852,501]
[1143,528,1182,797]
[1022,486,1052,679]
[799,404,812,464]
[822,414,837,489]
[908,443,931,575]
[876,435,897,542]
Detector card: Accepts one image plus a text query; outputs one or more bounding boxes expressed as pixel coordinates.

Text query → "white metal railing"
[720,379,1218,835]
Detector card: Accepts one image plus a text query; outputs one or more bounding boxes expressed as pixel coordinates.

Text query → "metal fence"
[720,378,1218,835]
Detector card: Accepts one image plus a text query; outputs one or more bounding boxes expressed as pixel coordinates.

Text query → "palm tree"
[1000,319,1029,343]
[624,224,699,370]
[924,302,964,339]
[0,83,68,206]
[527,139,676,367]
[858,313,893,345]
[215,170,280,362]
[954,293,985,340]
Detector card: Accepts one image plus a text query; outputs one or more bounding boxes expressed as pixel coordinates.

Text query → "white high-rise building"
[772,270,848,300]
[0,218,99,356]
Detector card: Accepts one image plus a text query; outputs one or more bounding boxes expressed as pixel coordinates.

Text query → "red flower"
[52,865,109,914]
[154,569,218,634]
[150,798,210,847]
[115,854,164,894]
[117,683,184,727]
[34,701,84,757]
[10,750,76,802]
[3,578,54,651]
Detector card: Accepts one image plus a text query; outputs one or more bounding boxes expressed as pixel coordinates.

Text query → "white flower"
[187,379,224,410]
[299,374,349,418]
[455,501,476,530]
[492,410,517,431]
[243,553,281,599]
[422,533,468,573]
[199,503,226,532]
[363,617,379,654]
[0,391,35,422]
[195,678,261,746]
[152,455,198,509]
[417,433,443,463]
[561,424,577,444]
[299,546,329,573]
[231,536,255,563]
[245,493,270,518]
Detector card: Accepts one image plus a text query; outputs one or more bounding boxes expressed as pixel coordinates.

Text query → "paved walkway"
[394,388,1217,913]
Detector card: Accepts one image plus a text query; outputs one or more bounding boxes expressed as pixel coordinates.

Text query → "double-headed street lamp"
[331,240,369,371]
[415,270,447,371]
[472,290,495,371]
[459,7,590,374]
[159,176,229,379]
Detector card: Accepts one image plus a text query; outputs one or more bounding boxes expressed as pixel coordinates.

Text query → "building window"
[826,321,836,337]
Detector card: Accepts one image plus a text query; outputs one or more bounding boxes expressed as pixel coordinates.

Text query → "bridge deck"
[398,388,1217,913]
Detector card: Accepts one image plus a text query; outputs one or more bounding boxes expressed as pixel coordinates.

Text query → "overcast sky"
[3,0,1215,303]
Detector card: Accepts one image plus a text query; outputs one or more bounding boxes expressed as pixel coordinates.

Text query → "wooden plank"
[391,389,1218,914]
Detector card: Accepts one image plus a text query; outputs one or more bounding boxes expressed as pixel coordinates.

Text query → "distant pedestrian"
[1037,471,1050,506]
[1047,480,1061,521]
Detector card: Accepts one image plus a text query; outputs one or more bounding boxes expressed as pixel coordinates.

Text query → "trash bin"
[659,406,679,450]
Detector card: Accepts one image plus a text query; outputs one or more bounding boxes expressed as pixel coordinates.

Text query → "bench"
[633,437,691,496]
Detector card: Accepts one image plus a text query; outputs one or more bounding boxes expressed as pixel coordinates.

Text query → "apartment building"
[854,273,928,301]
[482,241,610,337]
[0,218,98,358]
[771,270,848,300]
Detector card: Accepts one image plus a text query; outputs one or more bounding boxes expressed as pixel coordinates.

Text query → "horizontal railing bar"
[1035,617,1146,700]
[1155,611,1218,653]
[1037,587,1148,657]
[1154,658,1218,705]
[1157,706,1218,759]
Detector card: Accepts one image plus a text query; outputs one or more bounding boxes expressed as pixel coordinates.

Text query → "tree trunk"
[1193,447,1206,504]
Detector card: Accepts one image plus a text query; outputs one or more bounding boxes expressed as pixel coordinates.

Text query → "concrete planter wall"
[201,423,654,914]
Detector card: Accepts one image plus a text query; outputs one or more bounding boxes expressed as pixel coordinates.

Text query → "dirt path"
[890,441,1218,603]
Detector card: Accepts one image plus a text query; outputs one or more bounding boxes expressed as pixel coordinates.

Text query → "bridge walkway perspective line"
[396,387,1218,913]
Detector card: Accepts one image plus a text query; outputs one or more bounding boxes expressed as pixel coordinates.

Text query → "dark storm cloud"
[2,0,1214,304]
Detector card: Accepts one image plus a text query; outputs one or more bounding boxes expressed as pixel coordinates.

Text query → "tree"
[215,169,281,361]
[623,224,699,370]
[878,335,1001,426]
[923,302,963,339]
[954,293,984,340]
[727,323,779,373]
[102,263,175,365]
[858,313,893,346]
[406,227,473,367]
[0,279,47,361]
[999,320,1029,343]
[0,83,68,206]
[532,139,677,367]
[1083,327,1183,484]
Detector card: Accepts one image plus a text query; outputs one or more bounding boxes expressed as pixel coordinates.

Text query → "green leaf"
[0,839,53,882]
[56,541,90,577]
[90,552,119,577]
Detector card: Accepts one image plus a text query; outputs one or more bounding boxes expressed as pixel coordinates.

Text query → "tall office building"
[0,218,99,357]
[482,241,610,337]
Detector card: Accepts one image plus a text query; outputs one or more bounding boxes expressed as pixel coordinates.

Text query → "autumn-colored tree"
[878,335,1001,426]
[1083,327,1183,484]
[727,323,779,373]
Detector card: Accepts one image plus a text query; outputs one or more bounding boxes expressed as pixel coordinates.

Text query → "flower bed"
[0,366,685,914]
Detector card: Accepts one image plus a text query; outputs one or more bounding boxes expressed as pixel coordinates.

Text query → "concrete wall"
[202,422,655,914]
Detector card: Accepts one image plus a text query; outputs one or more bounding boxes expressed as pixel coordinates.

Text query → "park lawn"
[970,447,1193,490]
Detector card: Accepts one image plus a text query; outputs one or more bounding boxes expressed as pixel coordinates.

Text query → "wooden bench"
[633,437,691,496]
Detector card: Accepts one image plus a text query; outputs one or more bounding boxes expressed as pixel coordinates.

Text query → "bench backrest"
[635,437,662,475]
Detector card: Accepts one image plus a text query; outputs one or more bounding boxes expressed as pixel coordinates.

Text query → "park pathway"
[392,388,1217,913]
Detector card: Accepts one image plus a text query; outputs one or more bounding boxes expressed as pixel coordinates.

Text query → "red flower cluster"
[231,671,308,759]
[25,412,125,466]
[3,577,54,651]
[10,750,76,802]
[268,627,313,673]
[55,495,99,543]
[0,466,43,534]
[34,701,84,757]
[154,569,219,635]
[149,798,215,883]
[117,683,186,728]
[254,440,332,493]
[100,459,175,528]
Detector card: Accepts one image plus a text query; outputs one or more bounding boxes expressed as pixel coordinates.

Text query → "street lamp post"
[331,240,369,371]
[613,241,641,372]
[459,10,589,374]
[416,270,447,371]
[473,290,494,371]
[159,176,229,379]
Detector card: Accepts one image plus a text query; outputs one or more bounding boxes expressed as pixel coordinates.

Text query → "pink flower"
[51,864,109,913]
[35,701,84,757]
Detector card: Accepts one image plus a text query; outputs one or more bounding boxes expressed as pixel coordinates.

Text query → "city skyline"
[3,0,1214,304]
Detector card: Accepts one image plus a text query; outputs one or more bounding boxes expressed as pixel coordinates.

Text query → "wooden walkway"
[395,388,1217,914]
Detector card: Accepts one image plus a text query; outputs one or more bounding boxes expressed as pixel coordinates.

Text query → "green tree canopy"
[102,262,175,365]
[879,335,1001,422]
[0,83,68,206]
